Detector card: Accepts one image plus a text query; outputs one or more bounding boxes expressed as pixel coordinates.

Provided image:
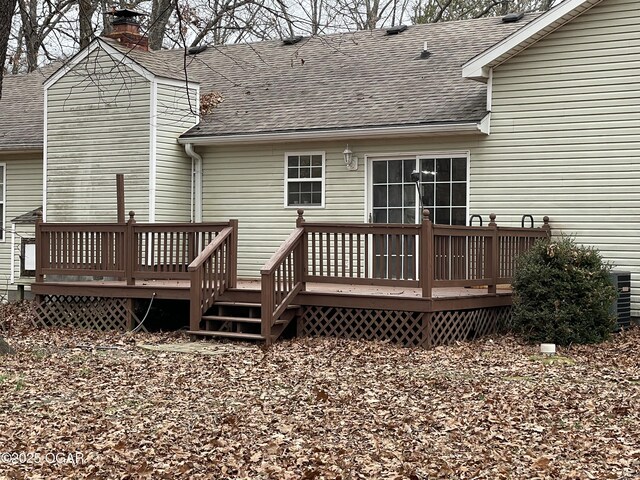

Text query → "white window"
[285,152,325,208]
[0,164,5,241]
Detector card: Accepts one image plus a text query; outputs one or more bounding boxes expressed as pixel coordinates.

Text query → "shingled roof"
[0,67,54,151]
[169,14,538,138]
[0,14,537,150]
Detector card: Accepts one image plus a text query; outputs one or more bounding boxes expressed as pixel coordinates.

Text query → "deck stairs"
[187,298,300,343]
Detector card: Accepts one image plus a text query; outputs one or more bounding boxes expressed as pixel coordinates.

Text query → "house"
[0,0,637,340]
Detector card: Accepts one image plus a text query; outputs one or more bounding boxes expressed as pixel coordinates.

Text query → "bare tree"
[413,0,556,23]
[0,0,18,98]
[79,0,97,48]
[148,0,174,49]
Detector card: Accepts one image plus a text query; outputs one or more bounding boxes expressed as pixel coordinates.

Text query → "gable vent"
[386,24,408,35]
[502,12,524,23]
[282,36,303,45]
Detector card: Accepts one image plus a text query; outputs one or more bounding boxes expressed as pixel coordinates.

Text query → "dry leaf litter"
[0,302,638,479]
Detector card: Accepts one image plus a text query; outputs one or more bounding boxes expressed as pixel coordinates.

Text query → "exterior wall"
[479,0,640,314]
[200,137,482,278]
[0,152,43,291]
[46,47,151,222]
[154,83,197,222]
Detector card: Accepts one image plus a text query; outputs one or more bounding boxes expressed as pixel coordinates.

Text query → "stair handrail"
[260,226,306,343]
[188,224,236,332]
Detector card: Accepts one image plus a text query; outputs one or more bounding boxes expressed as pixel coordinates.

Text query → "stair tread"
[187,331,266,340]
[213,302,300,309]
[202,315,288,325]
[214,301,261,308]
[203,314,261,323]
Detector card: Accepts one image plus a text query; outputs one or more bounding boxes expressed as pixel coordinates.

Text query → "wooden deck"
[32,278,512,304]
[31,209,549,347]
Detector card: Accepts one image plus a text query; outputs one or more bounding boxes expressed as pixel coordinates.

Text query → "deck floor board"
[33,278,510,300]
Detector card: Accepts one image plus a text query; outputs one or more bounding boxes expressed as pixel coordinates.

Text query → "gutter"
[0,146,43,154]
[184,143,203,222]
[177,122,485,146]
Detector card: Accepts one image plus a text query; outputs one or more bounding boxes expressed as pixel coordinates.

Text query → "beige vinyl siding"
[46,47,151,222]
[154,83,197,222]
[0,153,43,289]
[201,137,480,278]
[475,0,640,314]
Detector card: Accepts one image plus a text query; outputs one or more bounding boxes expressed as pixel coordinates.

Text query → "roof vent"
[502,12,524,23]
[188,45,207,55]
[420,41,430,58]
[386,24,408,35]
[282,36,303,45]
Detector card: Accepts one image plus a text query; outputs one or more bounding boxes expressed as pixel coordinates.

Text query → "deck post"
[125,298,135,331]
[542,216,551,237]
[116,174,125,224]
[420,209,433,298]
[229,219,238,288]
[488,213,498,295]
[35,210,44,283]
[125,211,136,285]
[190,267,202,331]
[260,273,274,344]
[296,209,307,291]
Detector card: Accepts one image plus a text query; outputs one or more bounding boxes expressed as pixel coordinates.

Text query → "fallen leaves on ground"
[0,302,639,479]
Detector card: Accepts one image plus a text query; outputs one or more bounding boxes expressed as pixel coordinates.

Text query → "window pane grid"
[286,154,324,207]
[372,157,467,226]
[418,157,467,226]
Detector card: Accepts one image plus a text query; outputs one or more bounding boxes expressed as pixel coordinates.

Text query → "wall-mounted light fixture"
[343,145,358,171]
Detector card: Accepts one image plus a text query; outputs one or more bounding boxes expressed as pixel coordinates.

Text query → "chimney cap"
[106,8,147,18]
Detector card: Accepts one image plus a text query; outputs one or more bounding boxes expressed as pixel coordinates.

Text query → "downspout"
[10,223,15,284]
[184,143,203,222]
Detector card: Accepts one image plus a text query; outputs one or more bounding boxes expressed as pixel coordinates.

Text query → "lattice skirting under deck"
[428,306,512,347]
[33,295,129,331]
[299,305,512,348]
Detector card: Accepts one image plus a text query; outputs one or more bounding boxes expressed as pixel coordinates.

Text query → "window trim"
[0,163,5,242]
[283,151,326,209]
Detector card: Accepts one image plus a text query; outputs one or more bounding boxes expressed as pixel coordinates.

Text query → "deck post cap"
[543,215,550,224]
[422,209,430,221]
[129,211,136,219]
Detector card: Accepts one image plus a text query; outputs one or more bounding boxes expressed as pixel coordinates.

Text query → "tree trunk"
[0,0,17,99]
[18,0,39,72]
[0,337,15,355]
[148,0,174,50]
[79,0,96,49]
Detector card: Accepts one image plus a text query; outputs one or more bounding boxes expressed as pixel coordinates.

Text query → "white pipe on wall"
[184,143,203,222]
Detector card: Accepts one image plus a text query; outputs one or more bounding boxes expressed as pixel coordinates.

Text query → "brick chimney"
[104,8,148,51]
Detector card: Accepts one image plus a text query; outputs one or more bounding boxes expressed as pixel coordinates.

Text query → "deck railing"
[35,211,235,285]
[260,224,305,341]
[304,223,421,286]
[260,209,550,339]
[188,222,238,331]
[36,223,127,279]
